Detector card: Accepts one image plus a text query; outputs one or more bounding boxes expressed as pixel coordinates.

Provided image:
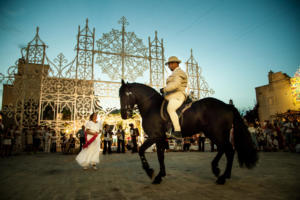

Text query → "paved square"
[0,152,299,200]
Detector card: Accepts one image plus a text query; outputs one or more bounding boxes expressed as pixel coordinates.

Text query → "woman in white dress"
[76,113,103,170]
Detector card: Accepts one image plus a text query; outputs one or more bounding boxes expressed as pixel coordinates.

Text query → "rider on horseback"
[160,56,187,138]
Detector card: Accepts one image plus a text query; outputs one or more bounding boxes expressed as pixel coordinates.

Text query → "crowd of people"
[0,118,143,157]
[247,119,300,153]
[0,117,299,158]
[0,124,61,157]
[178,119,300,153]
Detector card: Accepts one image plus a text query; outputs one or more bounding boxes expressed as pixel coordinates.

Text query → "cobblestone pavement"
[0,152,299,200]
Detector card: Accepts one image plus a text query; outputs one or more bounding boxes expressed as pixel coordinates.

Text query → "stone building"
[255,70,300,122]
[2,59,50,127]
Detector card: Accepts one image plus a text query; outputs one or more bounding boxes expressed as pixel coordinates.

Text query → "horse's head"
[119,80,136,119]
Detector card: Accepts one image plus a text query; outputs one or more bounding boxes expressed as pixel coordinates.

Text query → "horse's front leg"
[152,139,166,184]
[139,138,155,179]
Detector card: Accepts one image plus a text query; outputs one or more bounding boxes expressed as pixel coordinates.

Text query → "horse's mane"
[120,82,160,98]
[130,82,160,97]
[119,82,163,110]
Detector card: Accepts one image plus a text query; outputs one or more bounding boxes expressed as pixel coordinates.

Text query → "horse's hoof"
[146,168,154,179]
[216,177,226,185]
[159,170,166,177]
[212,167,220,177]
[152,176,162,184]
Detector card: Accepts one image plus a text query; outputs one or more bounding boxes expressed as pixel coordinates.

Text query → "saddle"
[160,96,193,129]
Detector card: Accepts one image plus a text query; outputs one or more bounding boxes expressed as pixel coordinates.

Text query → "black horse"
[119,80,258,184]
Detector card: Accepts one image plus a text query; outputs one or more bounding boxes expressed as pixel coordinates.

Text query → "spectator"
[129,123,139,153]
[0,119,4,156]
[40,126,46,151]
[283,120,294,152]
[26,128,33,153]
[271,135,279,152]
[116,125,125,153]
[175,138,183,151]
[257,129,265,151]
[112,130,118,147]
[210,139,216,152]
[183,137,191,151]
[295,126,300,153]
[266,131,273,152]
[261,122,272,151]
[9,127,15,155]
[61,134,67,153]
[248,123,258,150]
[14,126,22,154]
[198,132,205,152]
[293,122,300,153]
[50,131,57,153]
[44,127,51,153]
[76,125,85,151]
[33,126,41,153]
[66,134,76,154]
[3,128,12,157]
[103,124,112,154]
[274,122,285,150]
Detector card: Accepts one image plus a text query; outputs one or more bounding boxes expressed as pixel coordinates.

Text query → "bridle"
[122,86,159,118]
[122,90,136,117]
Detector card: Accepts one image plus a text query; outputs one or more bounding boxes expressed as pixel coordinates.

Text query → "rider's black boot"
[171,131,182,138]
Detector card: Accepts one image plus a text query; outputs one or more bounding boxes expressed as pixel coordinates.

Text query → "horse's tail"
[231,106,258,169]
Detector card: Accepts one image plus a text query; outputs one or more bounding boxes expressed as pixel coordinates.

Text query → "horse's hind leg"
[152,139,166,184]
[216,144,234,185]
[224,144,235,179]
[139,138,155,179]
[211,149,224,178]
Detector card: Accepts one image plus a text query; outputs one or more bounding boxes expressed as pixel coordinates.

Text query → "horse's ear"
[121,79,125,85]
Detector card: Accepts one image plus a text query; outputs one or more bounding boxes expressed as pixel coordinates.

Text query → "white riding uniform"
[163,67,187,132]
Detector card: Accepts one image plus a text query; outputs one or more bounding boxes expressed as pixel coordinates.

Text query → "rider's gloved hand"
[160,88,164,94]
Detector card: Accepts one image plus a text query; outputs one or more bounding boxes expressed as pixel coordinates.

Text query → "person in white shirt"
[76,113,103,170]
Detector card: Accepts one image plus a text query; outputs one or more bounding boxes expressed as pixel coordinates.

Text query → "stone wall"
[255,71,299,122]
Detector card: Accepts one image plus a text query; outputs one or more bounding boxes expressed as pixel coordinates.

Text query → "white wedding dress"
[76,120,102,167]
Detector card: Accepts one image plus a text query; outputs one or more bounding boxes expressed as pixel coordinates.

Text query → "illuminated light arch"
[291,67,300,106]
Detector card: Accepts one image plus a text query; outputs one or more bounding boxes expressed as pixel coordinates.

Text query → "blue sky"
[0,0,299,110]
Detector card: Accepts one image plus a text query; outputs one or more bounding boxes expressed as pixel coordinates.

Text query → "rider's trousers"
[166,92,185,132]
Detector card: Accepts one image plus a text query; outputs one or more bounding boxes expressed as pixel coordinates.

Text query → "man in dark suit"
[76,125,85,151]
[129,123,139,153]
[198,132,205,152]
[103,124,112,154]
[116,125,125,153]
